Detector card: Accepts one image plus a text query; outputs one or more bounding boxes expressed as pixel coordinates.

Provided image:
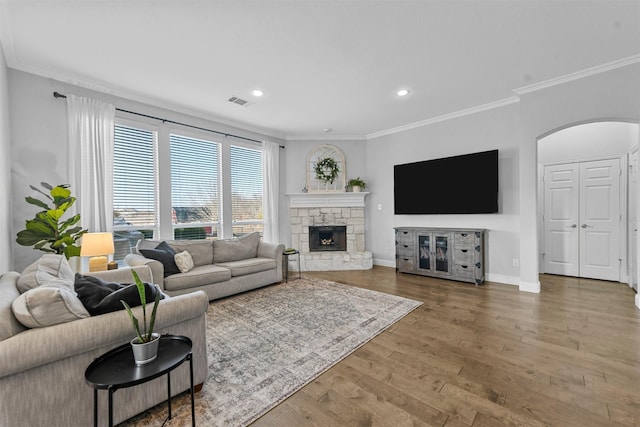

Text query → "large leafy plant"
[121,270,161,343]
[16,182,87,258]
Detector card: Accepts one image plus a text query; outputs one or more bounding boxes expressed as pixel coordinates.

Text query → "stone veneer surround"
[288,193,373,271]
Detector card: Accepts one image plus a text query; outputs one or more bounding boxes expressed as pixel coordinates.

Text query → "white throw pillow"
[174,251,194,273]
[17,254,75,293]
[12,286,90,328]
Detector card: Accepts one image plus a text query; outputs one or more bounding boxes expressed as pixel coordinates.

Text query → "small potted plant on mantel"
[121,270,161,365]
[347,177,367,192]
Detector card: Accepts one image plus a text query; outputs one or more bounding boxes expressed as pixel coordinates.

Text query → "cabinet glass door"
[434,234,450,273]
[418,235,430,270]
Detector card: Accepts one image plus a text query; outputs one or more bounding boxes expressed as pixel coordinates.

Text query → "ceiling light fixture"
[396,89,410,97]
[251,89,264,97]
[324,128,332,133]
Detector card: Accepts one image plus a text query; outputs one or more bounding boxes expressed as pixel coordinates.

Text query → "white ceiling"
[1,0,639,140]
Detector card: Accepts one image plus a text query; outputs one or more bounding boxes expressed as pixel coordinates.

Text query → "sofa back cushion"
[0,272,26,340]
[16,254,75,293]
[168,240,214,267]
[213,232,261,263]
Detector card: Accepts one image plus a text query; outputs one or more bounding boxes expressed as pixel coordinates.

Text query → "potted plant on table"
[121,270,161,365]
[347,177,367,192]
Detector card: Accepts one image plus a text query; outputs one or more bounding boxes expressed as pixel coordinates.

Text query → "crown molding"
[366,97,519,140]
[514,54,640,96]
[285,134,366,142]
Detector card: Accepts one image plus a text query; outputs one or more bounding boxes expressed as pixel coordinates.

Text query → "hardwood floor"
[252,267,640,427]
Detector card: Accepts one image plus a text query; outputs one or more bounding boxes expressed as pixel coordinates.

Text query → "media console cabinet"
[394,227,485,285]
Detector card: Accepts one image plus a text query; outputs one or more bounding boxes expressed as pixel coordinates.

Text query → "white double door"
[543,158,621,281]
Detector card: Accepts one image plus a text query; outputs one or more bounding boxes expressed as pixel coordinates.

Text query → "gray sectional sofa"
[125,232,285,301]
[0,258,209,427]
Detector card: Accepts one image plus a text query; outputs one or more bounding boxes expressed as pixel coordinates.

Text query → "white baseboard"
[636,293,640,309]
[485,273,519,286]
[519,280,541,293]
[373,258,396,268]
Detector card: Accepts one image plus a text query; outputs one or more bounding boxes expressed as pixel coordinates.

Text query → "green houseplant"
[16,182,87,258]
[348,177,367,192]
[121,270,161,365]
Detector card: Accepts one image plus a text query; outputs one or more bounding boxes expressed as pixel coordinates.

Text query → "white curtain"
[262,140,280,243]
[67,95,115,233]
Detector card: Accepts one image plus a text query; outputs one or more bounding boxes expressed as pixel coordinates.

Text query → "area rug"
[125,276,422,426]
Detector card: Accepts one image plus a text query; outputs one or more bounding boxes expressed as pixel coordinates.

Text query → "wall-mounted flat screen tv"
[394,149,499,214]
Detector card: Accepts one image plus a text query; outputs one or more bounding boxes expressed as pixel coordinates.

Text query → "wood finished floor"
[251,267,640,427]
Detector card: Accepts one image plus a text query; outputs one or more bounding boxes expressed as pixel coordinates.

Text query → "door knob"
[581,224,594,228]
[566,224,577,228]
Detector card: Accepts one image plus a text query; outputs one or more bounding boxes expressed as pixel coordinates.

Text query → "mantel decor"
[306,144,346,192]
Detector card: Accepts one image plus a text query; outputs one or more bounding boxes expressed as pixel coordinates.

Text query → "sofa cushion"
[74,273,165,316]
[168,240,213,267]
[215,257,277,277]
[164,265,231,292]
[174,251,194,273]
[12,286,90,328]
[0,272,26,340]
[213,232,260,263]
[16,254,75,293]
[140,241,180,277]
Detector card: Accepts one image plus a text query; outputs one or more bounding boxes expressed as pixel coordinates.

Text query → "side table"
[85,334,195,427]
[283,249,302,282]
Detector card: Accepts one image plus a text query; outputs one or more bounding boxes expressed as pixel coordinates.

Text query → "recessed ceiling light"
[324,128,332,133]
[251,89,264,97]
[396,89,410,97]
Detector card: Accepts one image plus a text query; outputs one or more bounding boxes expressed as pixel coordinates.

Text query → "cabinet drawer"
[396,243,414,257]
[453,264,475,279]
[454,248,474,263]
[395,230,415,244]
[454,232,475,247]
[397,257,415,272]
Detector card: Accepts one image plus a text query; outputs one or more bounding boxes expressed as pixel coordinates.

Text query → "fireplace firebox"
[309,226,347,252]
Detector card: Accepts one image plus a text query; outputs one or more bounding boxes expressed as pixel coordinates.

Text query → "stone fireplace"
[287,192,373,271]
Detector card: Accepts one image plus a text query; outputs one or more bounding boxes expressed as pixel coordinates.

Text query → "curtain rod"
[53,91,284,148]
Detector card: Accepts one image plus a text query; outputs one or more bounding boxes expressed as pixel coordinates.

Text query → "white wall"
[8,70,286,271]
[0,42,12,272]
[518,63,640,292]
[366,105,521,285]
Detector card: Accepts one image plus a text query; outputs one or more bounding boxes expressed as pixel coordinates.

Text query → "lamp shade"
[80,232,115,257]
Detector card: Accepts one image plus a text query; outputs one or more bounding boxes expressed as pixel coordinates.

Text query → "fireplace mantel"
[287,192,369,208]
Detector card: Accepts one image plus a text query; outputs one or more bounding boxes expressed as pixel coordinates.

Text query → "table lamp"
[81,232,115,272]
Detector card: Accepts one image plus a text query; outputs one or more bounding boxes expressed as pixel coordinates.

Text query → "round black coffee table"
[85,334,195,427]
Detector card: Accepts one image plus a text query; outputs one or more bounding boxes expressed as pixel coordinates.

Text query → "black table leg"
[167,371,172,419]
[108,387,114,427]
[93,388,98,427]
[189,353,195,427]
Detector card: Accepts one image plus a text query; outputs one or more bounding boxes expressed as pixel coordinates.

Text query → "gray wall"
[8,70,286,271]
[0,43,11,272]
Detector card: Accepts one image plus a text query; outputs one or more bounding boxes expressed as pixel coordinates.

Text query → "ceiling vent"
[228,96,250,106]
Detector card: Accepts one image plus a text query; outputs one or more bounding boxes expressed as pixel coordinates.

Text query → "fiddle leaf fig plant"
[16,182,87,259]
[121,270,161,343]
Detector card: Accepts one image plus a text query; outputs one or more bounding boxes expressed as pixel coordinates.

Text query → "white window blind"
[113,124,158,229]
[170,134,220,238]
[230,145,263,236]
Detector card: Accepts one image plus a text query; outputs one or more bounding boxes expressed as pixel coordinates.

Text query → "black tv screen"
[394,149,498,214]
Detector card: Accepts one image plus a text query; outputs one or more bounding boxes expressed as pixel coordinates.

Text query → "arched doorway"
[537,121,639,285]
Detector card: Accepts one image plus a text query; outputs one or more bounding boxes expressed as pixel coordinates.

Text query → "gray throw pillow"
[12,286,90,328]
[17,254,75,294]
[213,232,261,263]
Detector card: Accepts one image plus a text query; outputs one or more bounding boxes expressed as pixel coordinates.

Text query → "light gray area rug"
[125,276,422,426]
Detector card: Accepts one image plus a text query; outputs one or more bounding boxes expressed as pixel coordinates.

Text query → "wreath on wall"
[314,157,340,184]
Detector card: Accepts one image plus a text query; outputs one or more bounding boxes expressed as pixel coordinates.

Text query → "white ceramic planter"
[130,333,161,365]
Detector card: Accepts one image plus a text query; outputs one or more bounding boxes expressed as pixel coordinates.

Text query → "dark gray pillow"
[140,241,180,277]
[74,273,164,316]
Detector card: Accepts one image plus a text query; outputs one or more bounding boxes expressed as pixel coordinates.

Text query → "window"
[230,145,263,236]
[170,133,221,240]
[113,123,158,261]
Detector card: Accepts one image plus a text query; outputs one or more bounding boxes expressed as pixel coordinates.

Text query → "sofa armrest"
[85,265,153,284]
[257,241,285,260]
[125,253,165,289]
[0,290,209,378]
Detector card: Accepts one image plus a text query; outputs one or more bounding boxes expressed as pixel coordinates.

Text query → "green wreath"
[314,157,340,184]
